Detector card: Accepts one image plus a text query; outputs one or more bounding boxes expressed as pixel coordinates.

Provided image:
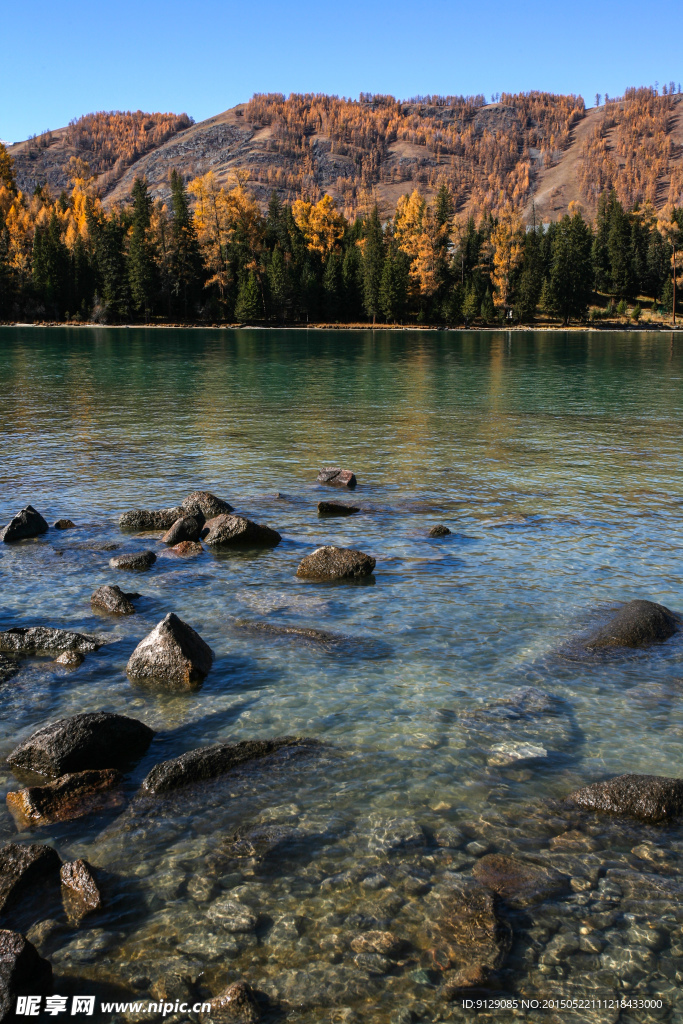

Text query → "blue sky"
[2,0,682,143]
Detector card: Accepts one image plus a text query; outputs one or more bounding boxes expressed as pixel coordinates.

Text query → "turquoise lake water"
[0,327,682,1022]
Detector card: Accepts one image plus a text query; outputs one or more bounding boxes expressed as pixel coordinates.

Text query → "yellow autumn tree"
[393,190,439,297]
[489,203,524,309]
[291,194,345,255]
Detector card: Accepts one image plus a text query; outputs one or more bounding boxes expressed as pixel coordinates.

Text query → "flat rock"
[0,843,61,913]
[428,524,451,537]
[0,506,49,543]
[167,540,203,557]
[60,860,102,922]
[0,626,104,656]
[296,545,375,580]
[202,980,260,1023]
[119,507,183,531]
[162,515,204,545]
[425,877,511,987]
[472,853,569,907]
[126,613,214,690]
[317,501,360,517]
[53,519,76,530]
[91,584,137,616]
[566,774,683,823]
[109,550,156,571]
[201,514,281,548]
[7,769,123,828]
[180,491,233,518]
[585,599,679,649]
[7,712,154,778]
[317,467,357,488]
[0,930,52,1018]
[141,737,319,795]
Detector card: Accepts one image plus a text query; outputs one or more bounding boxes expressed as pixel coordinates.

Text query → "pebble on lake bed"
[126,612,214,690]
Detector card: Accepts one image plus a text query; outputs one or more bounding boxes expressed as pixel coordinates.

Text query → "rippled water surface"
[1,327,683,1023]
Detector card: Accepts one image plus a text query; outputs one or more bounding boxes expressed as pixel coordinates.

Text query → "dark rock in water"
[60,860,102,922]
[207,898,258,933]
[218,823,309,862]
[203,980,261,1023]
[180,491,233,519]
[296,545,375,580]
[235,620,348,645]
[472,853,569,907]
[7,712,154,778]
[91,584,137,616]
[0,929,52,1017]
[119,507,182,532]
[167,540,203,557]
[6,769,123,828]
[141,737,319,795]
[0,506,49,543]
[0,656,19,685]
[126,613,214,690]
[317,501,360,517]
[0,843,61,913]
[53,519,76,530]
[317,467,357,489]
[54,650,83,667]
[162,515,204,545]
[425,878,511,990]
[109,550,156,571]
[585,599,679,650]
[428,524,451,538]
[0,626,104,656]
[566,774,683,823]
[201,514,281,548]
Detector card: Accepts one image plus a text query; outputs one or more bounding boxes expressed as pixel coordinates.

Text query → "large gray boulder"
[7,712,154,778]
[109,550,156,571]
[126,613,214,690]
[202,515,281,548]
[317,467,357,488]
[91,584,138,616]
[296,545,375,580]
[0,843,61,913]
[0,627,104,656]
[162,515,204,545]
[141,737,319,795]
[585,599,679,650]
[6,769,122,828]
[180,491,233,518]
[567,774,683,823]
[0,506,49,543]
[0,930,52,1019]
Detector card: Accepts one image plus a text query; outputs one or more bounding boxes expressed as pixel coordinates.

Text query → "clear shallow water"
[0,327,683,1022]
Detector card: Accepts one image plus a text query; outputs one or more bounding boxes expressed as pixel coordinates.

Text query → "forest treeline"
[0,141,680,327]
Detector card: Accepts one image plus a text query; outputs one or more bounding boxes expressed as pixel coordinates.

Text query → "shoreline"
[1,320,682,332]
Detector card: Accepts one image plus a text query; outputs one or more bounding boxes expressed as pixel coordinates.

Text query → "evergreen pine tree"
[342,242,364,321]
[379,244,409,322]
[462,285,479,323]
[322,251,342,321]
[32,210,70,317]
[267,247,290,321]
[234,272,262,320]
[480,288,495,324]
[169,169,203,319]
[549,212,594,324]
[362,206,384,323]
[128,177,157,319]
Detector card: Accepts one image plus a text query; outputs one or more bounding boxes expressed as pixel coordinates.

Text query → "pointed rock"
[141,737,319,794]
[54,651,83,667]
[162,515,204,545]
[202,514,281,548]
[202,980,260,1023]
[296,545,375,580]
[0,930,52,1017]
[567,774,683,823]
[181,491,233,518]
[126,613,213,690]
[6,712,154,778]
[317,501,360,517]
[7,769,123,828]
[0,843,61,913]
[60,859,102,922]
[317,467,357,488]
[91,584,137,616]
[109,550,156,571]
[0,627,104,656]
[0,505,49,543]
[585,599,679,650]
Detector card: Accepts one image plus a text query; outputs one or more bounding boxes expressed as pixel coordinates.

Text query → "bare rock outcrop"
[585,599,679,650]
[91,584,138,616]
[202,515,281,548]
[296,546,375,580]
[7,769,122,828]
[0,929,52,1019]
[1,506,49,543]
[109,550,156,571]
[0,627,104,656]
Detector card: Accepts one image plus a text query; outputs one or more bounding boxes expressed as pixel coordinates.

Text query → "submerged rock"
[566,774,683,823]
[7,712,154,778]
[0,506,49,543]
[217,823,309,863]
[60,860,102,922]
[585,599,679,650]
[208,898,258,933]
[0,656,19,685]
[126,613,214,690]
[54,650,83,668]
[235,620,348,645]
[6,769,122,828]
[90,584,138,616]
[119,507,182,532]
[0,626,104,656]
[472,853,569,907]
[0,930,52,1017]
[141,737,319,795]
[203,980,261,1023]
[53,519,76,530]
[167,540,203,557]
[317,467,357,489]
[162,515,204,545]
[457,686,574,763]
[428,524,451,538]
[109,550,157,571]
[201,514,281,548]
[296,545,375,580]
[426,878,511,991]
[317,501,360,517]
[0,843,61,913]
[180,491,233,519]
